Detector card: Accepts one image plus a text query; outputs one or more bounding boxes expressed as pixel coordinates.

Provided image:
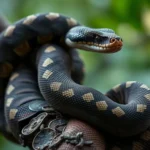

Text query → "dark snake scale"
[0,12,150,149]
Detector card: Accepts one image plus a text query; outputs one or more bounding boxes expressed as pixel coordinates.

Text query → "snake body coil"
[0,12,150,149]
[6,67,105,149]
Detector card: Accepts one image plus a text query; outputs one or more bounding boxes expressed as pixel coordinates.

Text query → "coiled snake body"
[0,13,150,149]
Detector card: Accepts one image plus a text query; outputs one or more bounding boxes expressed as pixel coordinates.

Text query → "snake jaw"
[66,26,123,53]
[66,37,123,53]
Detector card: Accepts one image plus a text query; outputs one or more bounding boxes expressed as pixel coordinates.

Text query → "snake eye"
[94,35,100,43]
[93,35,101,40]
[95,35,99,39]
[94,35,107,43]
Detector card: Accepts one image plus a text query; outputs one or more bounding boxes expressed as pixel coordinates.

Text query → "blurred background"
[0,0,150,149]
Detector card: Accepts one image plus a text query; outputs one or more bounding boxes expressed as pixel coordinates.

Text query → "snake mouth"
[66,37,123,53]
[95,37,123,53]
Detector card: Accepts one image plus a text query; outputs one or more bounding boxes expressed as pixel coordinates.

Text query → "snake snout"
[110,37,123,47]
[104,37,123,53]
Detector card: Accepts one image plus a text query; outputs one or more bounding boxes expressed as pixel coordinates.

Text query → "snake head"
[66,26,123,53]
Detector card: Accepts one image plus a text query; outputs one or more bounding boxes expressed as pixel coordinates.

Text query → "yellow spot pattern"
[44,46,56,53]
[50,82,62,91]
[6,98,14,107]
[126,81,136,88]
[96,101,108,111]
[10,73,19,81]
[82,92,94,102]
[46,12,60,20]
[112,107,125,117]
[140,84,150,90]
[66,18,77,26]
[6,85,15,95]
[112,84,120,93]
[144,94,150,101]
[9,109,18,120]
[42,70,53,79]
[42,58,53,67]
[23,15,37,25]
[4,25,15,37]
[137,104,147,113]
[62,89,74,98]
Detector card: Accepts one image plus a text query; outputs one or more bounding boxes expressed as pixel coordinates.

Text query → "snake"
[0,12,150,149]
[5,65,150,149]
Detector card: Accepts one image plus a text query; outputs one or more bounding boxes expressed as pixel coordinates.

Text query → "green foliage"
[0,0,150,149]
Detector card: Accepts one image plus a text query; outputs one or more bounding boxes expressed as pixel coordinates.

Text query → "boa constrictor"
[0,13,150,149]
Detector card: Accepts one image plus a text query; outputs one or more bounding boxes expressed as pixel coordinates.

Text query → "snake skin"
[37,44,150,136]
[0,13,81,136]
[5,66,150,150]
[5,67,105,149]
[0,13,150,149]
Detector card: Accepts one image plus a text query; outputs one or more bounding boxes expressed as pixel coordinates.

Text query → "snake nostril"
[110,37,123,43]
[110,38,116,43]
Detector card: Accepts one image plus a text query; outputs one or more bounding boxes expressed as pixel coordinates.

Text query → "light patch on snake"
[46,12,60,20]
[44,46,56,53]
[126,81,136,88]
[6,98,14,107]
[6,85,15,95]
[0,62,13,78]
[9,109,18,120]
[23,15,37,25]
[66,18,77,26]
[10,73,19,81]
[4,25,15,37]
[42,58,53,67]
[140,84,150,90]
[112,84,120,93]
[42,70,53,79]
[137,104,147,113]
[144,94,150,101]
[96,101,108,111]
[50,82,62,91]
[140,130,150,141]
[62,89,74,98]
[82,92,94,102]
[112,107,125,117]
[132,142,144,150]
[14,41,31,56]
